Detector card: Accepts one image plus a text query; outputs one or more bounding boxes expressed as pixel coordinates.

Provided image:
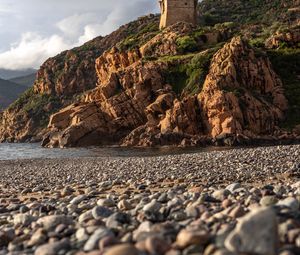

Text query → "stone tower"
[159,0,198,29]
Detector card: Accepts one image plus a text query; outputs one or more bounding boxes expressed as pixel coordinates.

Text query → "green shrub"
[267,48,300,129]
[249,38,265,48]
[163,48,219,95]
[176,36,198,54]
[9,87,62,128]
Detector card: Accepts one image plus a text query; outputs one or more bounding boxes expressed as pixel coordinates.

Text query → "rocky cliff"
[0,15,160,142]
[42,29,290,147]
[0,0,299,146]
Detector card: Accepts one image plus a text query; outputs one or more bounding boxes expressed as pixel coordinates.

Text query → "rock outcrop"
[265,28,300,49]
[198,37,288,138]
[43,34,288,148]
[0,15,160,143]
[1,0,298,147]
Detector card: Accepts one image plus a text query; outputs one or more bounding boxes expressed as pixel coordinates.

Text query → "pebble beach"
[0,144,300,255]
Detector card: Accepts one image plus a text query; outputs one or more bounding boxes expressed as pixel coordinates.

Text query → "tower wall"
[159,0,197,29]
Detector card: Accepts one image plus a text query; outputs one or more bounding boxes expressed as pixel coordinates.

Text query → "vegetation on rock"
[0,0,299,145]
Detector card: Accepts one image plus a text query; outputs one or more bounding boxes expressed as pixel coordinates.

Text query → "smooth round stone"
[84,227,114,252]
[97,199,115,207]
[145,236,170,254]
[185,206,199,218]
[19,205,30,214]
[104,244,139,255]
[28,228,47,247]
[225,183,241,193]
[13,214,34,227]
[225,207,277,255]
[37,215,73,231]
[34,239,70,255]
[143,200,161,213]
[70,195,87,205]
[98,235,118,251]
[76,228,89,242]
[106,212,130,228]
[133,221,152,241]
[92,206,113,219]
[79,210,94,224]
[212,189,230,201]
[277,197,300,212]
[176,229,210,248]
[260,196,278,207]
[117,200,133,211]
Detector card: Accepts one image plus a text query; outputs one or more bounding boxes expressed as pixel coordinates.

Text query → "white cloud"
[0,0,159,70]
[0,33,72,70]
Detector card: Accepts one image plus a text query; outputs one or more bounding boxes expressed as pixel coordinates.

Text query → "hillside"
[0,0,299,145]
[0,68,36,80]
[9,73,36,87]
[0,78,27,110]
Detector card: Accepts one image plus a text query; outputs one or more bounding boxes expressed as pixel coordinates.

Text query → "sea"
[0,143,213,160]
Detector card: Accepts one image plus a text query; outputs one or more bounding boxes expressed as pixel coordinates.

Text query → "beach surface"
[0,144,300,254]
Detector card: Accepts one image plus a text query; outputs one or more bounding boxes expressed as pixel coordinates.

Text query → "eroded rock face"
[265,28,300,49]
[0,15,160,143]
[198,37,288,138]
[44,36,289,147]
[43,58,171,147]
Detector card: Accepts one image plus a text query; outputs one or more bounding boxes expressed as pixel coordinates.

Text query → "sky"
[0,0,159,70]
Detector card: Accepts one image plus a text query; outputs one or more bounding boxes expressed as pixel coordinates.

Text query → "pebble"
[143,200,161,213]
[92,206,113,219]
[0,145,300,254]
[34,239,70,255]
[225,207,278,255]
[37,215,73,230]
[277,197,300,212]
[104,244,139,255]
[176,229,210,248]
[84,227,114,251]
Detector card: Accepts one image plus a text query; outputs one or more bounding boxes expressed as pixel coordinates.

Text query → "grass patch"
[8,88,62,128]
[163,48,219,96]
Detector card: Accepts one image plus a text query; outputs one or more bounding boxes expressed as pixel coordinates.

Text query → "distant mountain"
[0,78,27,110]
[0,68,37,80]
[9,73,36,87]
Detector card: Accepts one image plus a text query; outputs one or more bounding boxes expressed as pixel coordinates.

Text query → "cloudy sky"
[0,0,159,70]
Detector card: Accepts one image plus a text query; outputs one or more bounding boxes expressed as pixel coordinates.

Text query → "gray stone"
[13,214,34,227]
[277,197,300,212]
[70,195,87,205]
[75,228,89,242]
[212,189,230,201]
[34,239,70,255]
[260,196,278,207]
[225,183,241,193]
[92,206,113,219]
[225,207,278,255]
[78,210,94,224]
[37,215,73,231]
[143,200,161,213]
[97,198,115,207]
[83,227,114,251]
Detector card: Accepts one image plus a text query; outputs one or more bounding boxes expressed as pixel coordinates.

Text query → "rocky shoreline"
[0,144,300,255]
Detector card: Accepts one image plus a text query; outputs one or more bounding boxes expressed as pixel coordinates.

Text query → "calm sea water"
[0,143,213,160]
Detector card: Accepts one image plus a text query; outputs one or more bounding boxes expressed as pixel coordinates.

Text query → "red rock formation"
[198,37,288,138]
[43,34,289,148]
